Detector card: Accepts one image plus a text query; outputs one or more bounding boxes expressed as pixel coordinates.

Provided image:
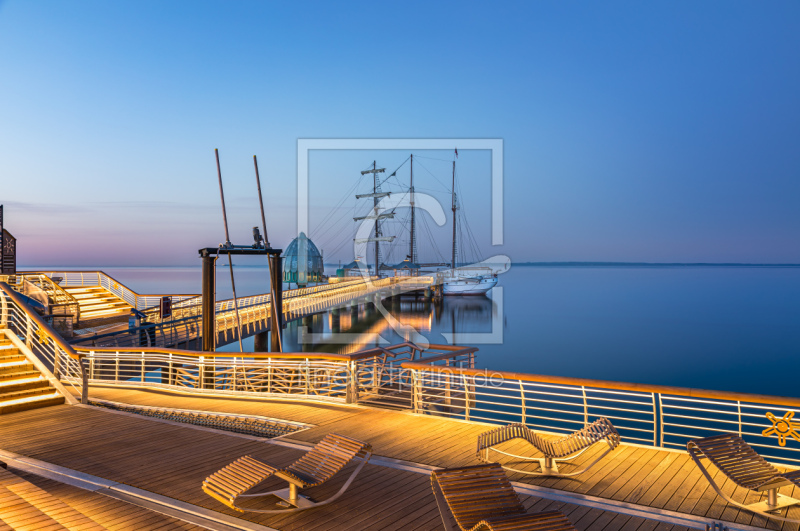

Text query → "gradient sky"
[1,1,798,266]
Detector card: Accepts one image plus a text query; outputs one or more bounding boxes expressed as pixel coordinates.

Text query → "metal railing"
[402,363,800,468]
[141,277,380,323]
[75,342,474,404]
[0,281,88,403]
[75,276,416,348]
[28,271,197,310]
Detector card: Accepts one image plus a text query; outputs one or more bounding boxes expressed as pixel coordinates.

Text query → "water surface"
[30,265,800,397]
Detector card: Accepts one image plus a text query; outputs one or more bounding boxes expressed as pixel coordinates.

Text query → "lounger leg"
[539,456,559,475]
[746,488,800,513]
[272,486,315,509]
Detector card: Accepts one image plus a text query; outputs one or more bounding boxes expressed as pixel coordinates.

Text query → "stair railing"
[0,281,88,403]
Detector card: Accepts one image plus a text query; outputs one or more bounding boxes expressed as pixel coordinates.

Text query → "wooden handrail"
[400,361,800,409]
[0,282,84,361]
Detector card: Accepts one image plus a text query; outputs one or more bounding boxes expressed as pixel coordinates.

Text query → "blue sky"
[1,1,798,265]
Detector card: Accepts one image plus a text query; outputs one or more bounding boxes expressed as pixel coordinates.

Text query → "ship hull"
[442,275,498,295]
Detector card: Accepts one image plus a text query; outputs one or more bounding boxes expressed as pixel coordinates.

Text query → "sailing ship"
[440,156,498,295]
[350,152,501,295]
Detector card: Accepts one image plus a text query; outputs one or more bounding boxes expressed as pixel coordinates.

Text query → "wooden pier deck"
[2,387,799,530]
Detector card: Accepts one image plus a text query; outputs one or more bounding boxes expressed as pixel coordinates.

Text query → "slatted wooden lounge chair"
[202,433,372,513]
[431,464,577,531]
[687,433,800,523]
[476,417,620,476]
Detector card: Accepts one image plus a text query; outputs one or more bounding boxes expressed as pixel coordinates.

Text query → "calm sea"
[32,265,800,397]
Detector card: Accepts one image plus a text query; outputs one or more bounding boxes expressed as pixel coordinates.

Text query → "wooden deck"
[0,466,204,530]
[2,386,798,530]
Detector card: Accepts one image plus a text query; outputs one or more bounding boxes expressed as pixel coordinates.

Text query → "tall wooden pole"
[253,155,282,352]
[215,149,243,352]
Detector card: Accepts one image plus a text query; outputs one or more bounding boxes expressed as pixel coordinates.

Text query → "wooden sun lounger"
[687,433,800,522]
[476,417,620,476]
[431,464,577,531]
[202,433,372,513]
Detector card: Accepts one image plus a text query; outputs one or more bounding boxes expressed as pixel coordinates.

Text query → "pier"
[14,270,435,350]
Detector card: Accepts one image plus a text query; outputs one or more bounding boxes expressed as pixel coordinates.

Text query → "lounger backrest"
[284,433,372,488]
[533,417,621,458]
[432,463,524,530]
[688,433,778,490]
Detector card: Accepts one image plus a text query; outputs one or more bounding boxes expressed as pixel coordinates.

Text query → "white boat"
[442,273,498,295]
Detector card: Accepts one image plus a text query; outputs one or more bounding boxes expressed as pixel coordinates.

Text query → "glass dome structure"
[283,232,324,286]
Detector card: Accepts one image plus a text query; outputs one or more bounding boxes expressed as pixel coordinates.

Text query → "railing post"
[581,386,589,425]
[519,380,526,425]
[0,291,7,327]
[346,360,358,404]
[25,314,33,348]
[80,357,89,404]
[411,370,420,414]
[657,393,664,447]
[463,373,471,421]
[737,401,742,438]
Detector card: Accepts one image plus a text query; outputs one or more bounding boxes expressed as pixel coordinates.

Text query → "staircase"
[63,286,132,322]
[0,466,108,530]
[0,337,64,415]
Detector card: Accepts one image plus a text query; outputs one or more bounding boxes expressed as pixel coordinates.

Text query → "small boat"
[441,273,498,295]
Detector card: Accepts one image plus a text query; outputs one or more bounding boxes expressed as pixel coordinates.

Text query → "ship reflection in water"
[281,293,499,355]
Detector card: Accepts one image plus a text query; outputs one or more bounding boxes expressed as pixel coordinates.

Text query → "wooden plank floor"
[83,386,800,530]
[0,402,685,531]
[0,467,205,530]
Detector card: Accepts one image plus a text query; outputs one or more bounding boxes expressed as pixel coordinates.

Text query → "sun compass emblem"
[762,411,800,447]
[35,327,49,345]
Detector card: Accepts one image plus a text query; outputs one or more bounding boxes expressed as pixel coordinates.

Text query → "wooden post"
[253,330,268,352]
[269,254,283,352]
[80,358,89,404]
[346,360,358,404]
[201,253,215,387]
[201,252,216,353]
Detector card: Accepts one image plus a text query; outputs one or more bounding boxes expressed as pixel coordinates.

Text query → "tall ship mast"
[355,162,394,276]
[441,151,498,295]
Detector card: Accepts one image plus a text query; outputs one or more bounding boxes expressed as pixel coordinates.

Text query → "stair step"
[64,287,105,294]
[0,377,47,394]
[78,301,129,310]
[0,468,107,530]
[0,385,57,403]
[79,309,130,319]
[0,353,25,363]
[0,486,69,530]
[0,393,64,415]
[0,362,34,375]
[0,370,40,382]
